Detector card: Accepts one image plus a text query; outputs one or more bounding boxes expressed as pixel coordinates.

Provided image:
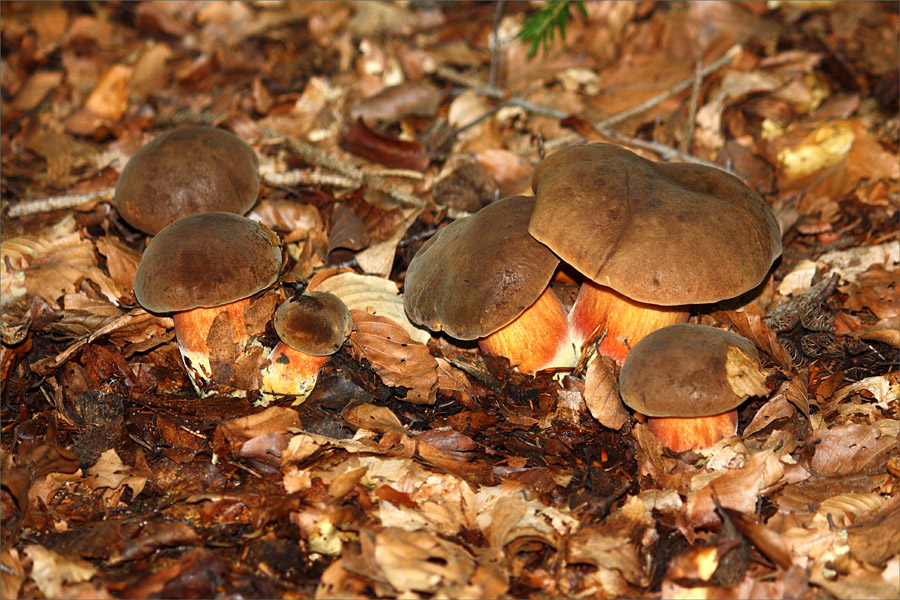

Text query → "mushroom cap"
[115,126,260,234]
[404,196,560,340]
[529,143,782,306]
[274,291,352,356]
[134,212,282,313]
[618,323,764,417]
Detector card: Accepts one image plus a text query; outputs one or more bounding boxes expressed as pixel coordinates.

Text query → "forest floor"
[1,2,898,598]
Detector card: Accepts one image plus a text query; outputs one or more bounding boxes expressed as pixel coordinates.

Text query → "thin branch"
[680,57,704,153]
[596,48,736,129]
[489,0,506,89]
[6,188,114,218]
[263,170,358,188]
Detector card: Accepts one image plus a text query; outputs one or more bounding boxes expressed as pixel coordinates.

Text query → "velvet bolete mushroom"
[115,126,260,234]
[134,212,282,394]
[404,196,576,373]
[618,324,769,453]
[261,291,352,401]
[529,143,782,362]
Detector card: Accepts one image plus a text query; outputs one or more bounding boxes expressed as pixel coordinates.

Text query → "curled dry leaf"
[373,528,476,596]
[249,200,324,244]
[349,310,438,405]
[340,118,430,171]
[95,236,141,295]
[583,355,629,430]
[355,206,421,278]
[327,202,370,255]
[23,544,98,600]
[25,129,97,187]
[212,406,302,457]
[344,403,405,434]
[712,310,794,371]
[812,492,887,529]
[86,448,147,501]
[310,271,431,344]
[1,215,121,308]
[687,450,785,528]
[350,81,443,123]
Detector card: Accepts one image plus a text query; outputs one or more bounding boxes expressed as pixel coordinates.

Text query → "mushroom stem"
[646,410,739,453]
[478,286,576,373]
[173,299,251,395]
[260,342,330,402]
[568,281,689,363]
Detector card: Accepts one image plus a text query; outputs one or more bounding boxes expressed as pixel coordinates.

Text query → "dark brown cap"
[273,291,352,356]
[115,126,259,234]
[134,212,282,313]
[403,196,559,340]
[618,323,768,417]
[529,144,782,305]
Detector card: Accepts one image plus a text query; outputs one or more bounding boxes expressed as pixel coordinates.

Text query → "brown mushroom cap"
[618,323,765,417]
[529,143,782,305]
[404,196,559,340]
[115,126,260,234]
[274,291,352,356]
[134,212,282,313]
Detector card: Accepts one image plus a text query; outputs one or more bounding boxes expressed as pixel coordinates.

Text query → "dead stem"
[6,188,114,218]
[680,58,705,153]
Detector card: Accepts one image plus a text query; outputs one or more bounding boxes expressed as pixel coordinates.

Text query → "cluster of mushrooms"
[122,128,782,453]
[122,126,351,402]
[404,143,782,453]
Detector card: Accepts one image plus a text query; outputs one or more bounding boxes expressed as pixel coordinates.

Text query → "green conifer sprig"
[517,0,588,57]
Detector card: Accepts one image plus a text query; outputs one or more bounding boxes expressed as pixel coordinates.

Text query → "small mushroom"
[404,196,576,373]
[261,291,352,402]
[134,212,282,394]
[618,324,769,453]
[115,126,259,234]
[529,143,782,362]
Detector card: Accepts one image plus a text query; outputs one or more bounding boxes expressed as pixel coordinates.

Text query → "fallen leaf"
[310,271,431,344]
[340,118,430,171]
[327,202,370,255]
[583,355,629,430]
[349,310,438,404]
[23,544,97,599]
[350,81,443,123]
[811,423,898,475]
[8,70,63,112]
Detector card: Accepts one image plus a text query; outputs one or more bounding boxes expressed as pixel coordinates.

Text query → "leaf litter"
[1,2,898,598]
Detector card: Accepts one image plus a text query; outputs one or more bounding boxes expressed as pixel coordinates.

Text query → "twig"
[261,126,426,207]
[596,48,737,129]
[263,170,358,188]
[6,188,114,218]
[489,0,506,89]
[680,58,704,153]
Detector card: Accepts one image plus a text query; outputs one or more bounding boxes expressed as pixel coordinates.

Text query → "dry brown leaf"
[349,310,438,404]
[86,448,147,501]
[23,544,98,599]
[355,207,420,278]
[697,69,783,152]
[25,129,97,186]
[344,403,405,434]
[1,215,121,308]
[812,492,887,529]
[84,63,132,120]
[214,407,302,457]
[8,70,63,112]
[711,310,794,371]
[250,200,324,244]
[95,236,141,295]
[128,42,174,102]
[350,81,443,123]
[310,271,431,344]
[583,355,629,430]
[811,423,898,475]
[327,202,369,255]
[687,450,785,528]
[0,549,25,600]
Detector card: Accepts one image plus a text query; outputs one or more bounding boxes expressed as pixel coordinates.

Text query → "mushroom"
[618,323,769,453]
[404,196,576,373]
[134,212,282,394]
[261,291,352,402]
[115,126,259,234]
[529,143,782,362]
